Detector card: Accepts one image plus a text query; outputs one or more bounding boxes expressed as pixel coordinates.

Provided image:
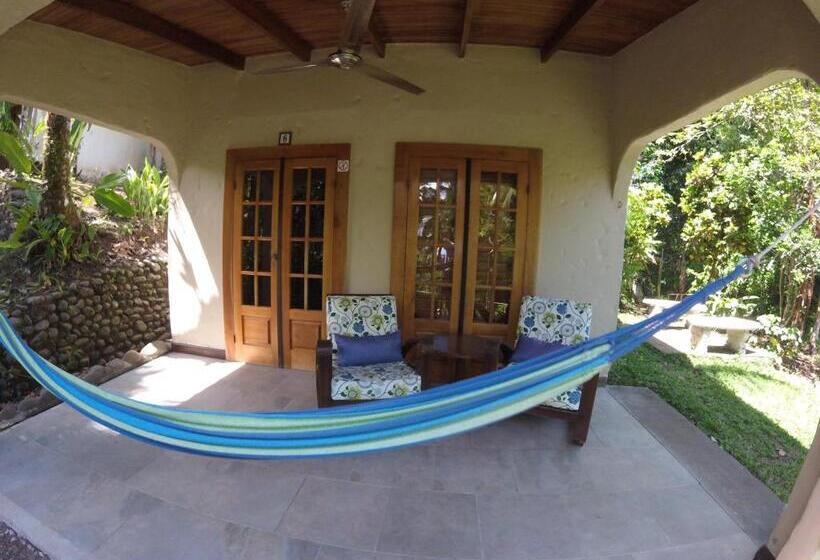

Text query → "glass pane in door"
[413,167,459,322]
[471,170,520,326]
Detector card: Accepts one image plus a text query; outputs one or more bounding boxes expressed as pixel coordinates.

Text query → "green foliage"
[0,131,31,175]
[623,78,820,349]
[119,159,169,222]
[755,314,803,360]
[621,182,672,302]
[706,294,759,317]
[92,173,134,218]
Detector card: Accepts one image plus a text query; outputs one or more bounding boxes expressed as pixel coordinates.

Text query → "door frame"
[222,144,350,363]
[390,142,542,341]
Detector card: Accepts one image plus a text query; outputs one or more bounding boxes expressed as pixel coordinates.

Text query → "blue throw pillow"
[336,331,403,367]
[511,336,565,363]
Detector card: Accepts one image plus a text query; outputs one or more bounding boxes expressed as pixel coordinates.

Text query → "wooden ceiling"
[29,0,700,69]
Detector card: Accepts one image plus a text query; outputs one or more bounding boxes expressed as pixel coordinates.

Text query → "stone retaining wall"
[0,256,170,407]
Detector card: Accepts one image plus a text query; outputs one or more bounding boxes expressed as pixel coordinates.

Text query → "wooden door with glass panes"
[232,161,280,365]
[403,158,467,338]
[282,158,337,370]
[463,160,529,340]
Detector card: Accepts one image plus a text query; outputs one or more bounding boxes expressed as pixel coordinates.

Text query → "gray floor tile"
[349,446,437,491]
[563,490,671,557]
[377,488,480,559]
[638,484,742,546]
[478,492,578,560]
[433,446,519,494]
[279,476,391,550]
[240,530,320,560]
[631,532,757,560]
[317,546,422,559]
[0,437,94,517]
[35,472,140,553]
[129,453,304,532]
[469,414,574,450]
[94,494,248,560]
[197,460,305,532]
[512,445,597,495]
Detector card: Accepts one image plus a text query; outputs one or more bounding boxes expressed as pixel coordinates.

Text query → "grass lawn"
[609,344,819,501]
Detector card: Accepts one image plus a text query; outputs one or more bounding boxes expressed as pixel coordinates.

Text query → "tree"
[621,182,672,303]
[40,113,80,227]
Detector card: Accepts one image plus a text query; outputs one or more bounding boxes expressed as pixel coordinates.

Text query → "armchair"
[502,296,601,446]
[316,295,425,408]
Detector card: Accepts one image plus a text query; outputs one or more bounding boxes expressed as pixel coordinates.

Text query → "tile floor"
[0,354,775,560]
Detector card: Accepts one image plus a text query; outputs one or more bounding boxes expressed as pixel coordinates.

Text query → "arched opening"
[0,98,175,406]
[612,76,819,505]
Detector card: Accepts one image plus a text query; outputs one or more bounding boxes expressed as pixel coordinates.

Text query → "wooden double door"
[225,146,349,370]
[392,144,542,344]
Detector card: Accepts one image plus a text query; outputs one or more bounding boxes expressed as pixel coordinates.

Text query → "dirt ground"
[0,522,50,560]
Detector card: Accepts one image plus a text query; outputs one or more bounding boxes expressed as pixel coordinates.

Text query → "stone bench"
[643,298,708,328]
[686,315,762,354]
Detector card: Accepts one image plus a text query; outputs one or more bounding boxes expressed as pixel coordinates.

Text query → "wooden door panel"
[463,160,529,343]
[402,157,467,339]
[232,161,280,365]
[282,158,337,369]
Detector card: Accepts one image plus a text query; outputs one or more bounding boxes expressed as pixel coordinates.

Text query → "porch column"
[761,422,820,559]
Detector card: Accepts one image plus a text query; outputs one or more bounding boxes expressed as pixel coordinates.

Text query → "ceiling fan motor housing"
[329,49,362,69]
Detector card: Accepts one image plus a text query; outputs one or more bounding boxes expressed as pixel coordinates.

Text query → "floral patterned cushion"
[516,296,592,412]
[331,357,422,401]
[326,295,399,350]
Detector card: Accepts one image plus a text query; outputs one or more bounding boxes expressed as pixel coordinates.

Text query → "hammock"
[0,263,747,458]
[0,202,814,459]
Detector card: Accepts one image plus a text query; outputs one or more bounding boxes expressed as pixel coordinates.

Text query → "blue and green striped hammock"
[0,261,750,459]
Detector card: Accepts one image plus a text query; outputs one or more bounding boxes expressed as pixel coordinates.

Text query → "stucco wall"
[172,46,618,349]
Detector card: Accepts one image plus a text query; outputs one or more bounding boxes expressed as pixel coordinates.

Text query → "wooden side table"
[417,334,501,385]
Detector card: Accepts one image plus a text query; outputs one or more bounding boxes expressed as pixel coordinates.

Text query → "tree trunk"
[810,287,820,355]
[40,113,79,226]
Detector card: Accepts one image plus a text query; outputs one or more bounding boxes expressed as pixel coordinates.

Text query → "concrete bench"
[643,298,708,329]
[643,298,708,316]
[686,315,762,354]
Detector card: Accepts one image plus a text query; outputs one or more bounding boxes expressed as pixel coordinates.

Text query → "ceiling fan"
[253,0,425,95]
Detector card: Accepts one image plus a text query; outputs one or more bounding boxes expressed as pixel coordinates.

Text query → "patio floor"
[0,353,781,560]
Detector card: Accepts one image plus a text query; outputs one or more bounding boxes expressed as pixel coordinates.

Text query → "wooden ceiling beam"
[219,0,312,62]
[368,10,386,58]
[540,0,604,63]
[458,0,479,58]
[57,0,246,70]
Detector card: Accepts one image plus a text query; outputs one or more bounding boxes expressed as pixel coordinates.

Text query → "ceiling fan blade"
[339,0,376,52]
[252,61,327,75]
[355,62,425,95]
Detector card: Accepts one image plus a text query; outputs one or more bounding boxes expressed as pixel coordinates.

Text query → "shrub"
[120,159,169,223]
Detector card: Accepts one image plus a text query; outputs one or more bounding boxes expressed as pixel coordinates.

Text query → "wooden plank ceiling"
[29,0,700,69]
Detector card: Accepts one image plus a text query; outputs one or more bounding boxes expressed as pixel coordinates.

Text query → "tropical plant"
[119,158,169,222]
[621,181,673,303]
[755,314,803,360]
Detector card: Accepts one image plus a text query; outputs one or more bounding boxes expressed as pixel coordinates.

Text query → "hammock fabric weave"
[0,259,751,459]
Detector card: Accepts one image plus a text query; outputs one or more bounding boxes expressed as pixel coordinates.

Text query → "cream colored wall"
[611,0,820,191]
[174,46,617,349]
[0,22,190,177]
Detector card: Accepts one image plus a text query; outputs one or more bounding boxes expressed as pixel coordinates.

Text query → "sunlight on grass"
[609,345,819,501]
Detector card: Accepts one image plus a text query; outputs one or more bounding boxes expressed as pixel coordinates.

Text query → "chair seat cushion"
[540,386,582,411]
[331,359,422,401]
